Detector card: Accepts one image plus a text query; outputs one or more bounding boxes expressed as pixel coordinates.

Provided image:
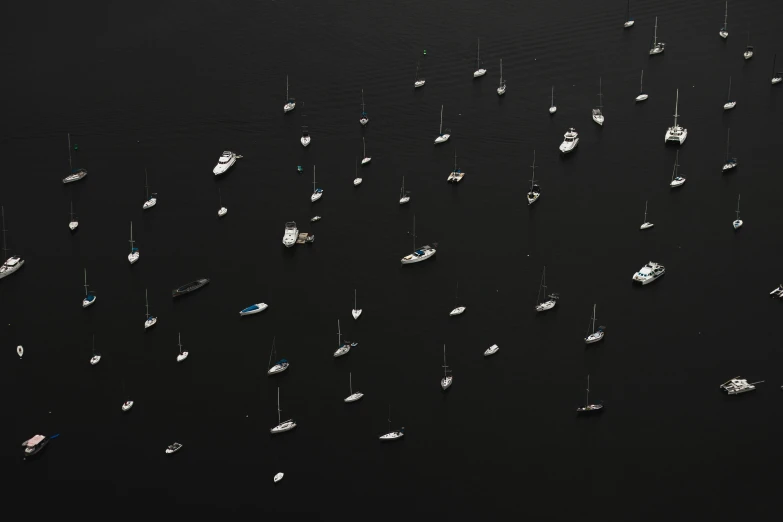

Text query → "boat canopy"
[25,435,45,446]
[277,359,288,364]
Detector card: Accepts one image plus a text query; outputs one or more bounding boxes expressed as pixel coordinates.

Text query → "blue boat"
[240,302,268,316]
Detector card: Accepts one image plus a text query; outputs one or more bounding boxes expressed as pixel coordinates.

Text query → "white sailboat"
[473,38,486,77]
[744,32,754,60]
[352,289,362,320]
[82,268,96,308]
[576,375,604,414]
[122,398,134,412]
[142,169,157,209]
[344,372,364,403]
[17,345,23,358]
[0,207,24,280]
[528,150,541,205]
[284,75,296,113]
[484,344,500,356]
[624,0,635,28]
[379,405,404,441]
[640,200,654,229]
[62,133,87,183]
[176,332,188,362]
[353,157,362,187]
[719,1,729,39]
[399,176,410,204]
[664,89,687,144]
[414,61,426,88]
[592,77,604,125]
[89,334,101,365]
[549,86,557,114]
[127,221,139,264]
[333,319,351,357]
[497,58,506,95]
[361,137,371,165]
[68,201,79,231]
[584,304,605,344]
[400,215,436,264]
[217,188,227,217]
[670,150,685,188]
[772,54,782,84]
[449,282,466,316]
[359,89,369,126]
[733,194,743,230]
[434,105,450,144]
[535,266,558,312]
[447,149,465,182]
[267,337,289,375]
[270,387,297,434]
[635,70,648,102]
[649,16,665,55]
[440,345,453,390]
[144,288,157,329]
[723,76,736,110]
[311,166,323,202]
[722,128,738,172]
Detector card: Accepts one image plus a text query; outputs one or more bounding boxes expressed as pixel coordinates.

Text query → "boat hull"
[484,344,500,356]
[585,332,605,344]
[268,363,289,375]
[83,296,96,308]
[0,257,25,279]
[636,94,648,102]
[449,306,466,316]
[473,69,486,78]
[344,392,364,403]
[177,352,188,362]
[172,279,210,297]
[128,252,139,264]
[270,421,297,434]
[213,156,236,175]
[90,355,101,365]
[401,248,436,264]
[434,134,450,144]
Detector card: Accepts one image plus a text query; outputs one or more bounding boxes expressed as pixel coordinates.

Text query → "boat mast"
[476,38,480,69]
[268,336,275,369]
[361,89,365,115]
[145,288,150,319]
[598,77,603,109]
[70,201,75,221]
[530,150,536,190]
[454,282,459,307]
[178,332,183,354]
[736,194,741,220]
[537,266,547,304]
[67,133,73,173]
[277,387,281,425]
[388,404,392,432]
[626,0,631,23]
[591,304,597,332]
[84,268,88,297]
[653,16,658,46]
[643,200,648,221]
[129,221,134,252]
[723,1,728,32]
[313,166,316,192]
[337,319,341,347]
[640,70,644,93]
[442,344,448,378]
[439,105,443,135]
[499,59,503,86]
[551,86,554,107]
[585,375,591,406]
[673,89,680,128]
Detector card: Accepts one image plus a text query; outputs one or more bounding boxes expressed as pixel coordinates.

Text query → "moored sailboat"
[535,266,559,312]
[68,201,79,231]
[267,337,289,375]
[82,268,96,308]
[128,221,139,264]
[270,387,297,434]
[576,375,603,414]
[62,133,87,183]
[527,150,541,205]
[584,304,605,344]
[722,128,738,172]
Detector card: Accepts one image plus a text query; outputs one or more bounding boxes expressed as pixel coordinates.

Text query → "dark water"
[4,0,783,517]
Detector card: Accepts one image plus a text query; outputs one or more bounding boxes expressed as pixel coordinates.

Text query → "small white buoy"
[17,345,23,358]
[274,472,284,483]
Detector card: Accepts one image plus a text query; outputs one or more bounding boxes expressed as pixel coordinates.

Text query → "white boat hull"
[379,431,404,441]
[497,86,506,96]
[128,252,139,264]
[559,140,579,154]
[311,192,323,203]
[415,80,425,88]
[592,114,604,126]
[441,376,453,390]
[449,306,465,316]
[585,331,605,344]
[143,198,157,209]
[177,352,188,362]
[213,156,236,175]
[549,106,557,114]
[670,178,686,188]
[122,401,134,412]
[352,309,362,320]
[665,128,687,144]
[720,31,728,39]
[284,103,296,112]
[723,101,736,110]
[733,219,743,230]
[360,118,369,126]
[0,257,24,279]
[17,345,23,358]
[527,193,540,205]
[268,363,289,375]
[344,392,364,403]
[744,52,753,60]
[484,344,500,356]
[401,247,436,264]
[723,162,737,172]
[301,137,311,147]
[334,345,351,358]
[90,355,101,365]
[270,420,297,434]
[624,20,635,28]
[535,300,556,312]
[399,196,410,205]
[640,222,654,230]
[473,69,486,78]
[636,94,648,102]
[145,317,157,329]
[434,134,450,144]
[240,303,268,316]
[361,157,371,165]
[353,178,362,186]
[773,77,782,85]
[218,207,228,217]
[82,296,96,308]
[69,221,79,231]
[274,472,284,483]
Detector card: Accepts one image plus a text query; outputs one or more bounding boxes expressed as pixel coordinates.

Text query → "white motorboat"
[144,289,157,329]
[484,344,500,356]
[351,289,362,320]
[535,265,559,312]
[584,304,605,344]
[379,405,404,441]
[449,282,465,316]
[743,33,754,59]
[722,128,738,172]
[89,335,101,365]
[440,345,453,390]
[720,376,761,395]
[359,89,369,126]
[82,268,96,308]
[300,125,311,147]
[632,261,665,284]
[719,1,729,38]
[121,400,134,412]
[361,137,371,165]
[240,303,268,316]
[270,387,297,434]
[559,128,579,154]
[213,151,237,175]
[333,320,352,357]
[434,105,450,144]
[528,150,541,205]
[665,89,687,144]
[267,337,289,375]
[592,77,604,126]
[649,16,665,55]
[623,0,635,28]
[311,166,323,202]
[274,473,284,483]
[0,206,25,280]
[176,332,188,362]
[17,345,23,358]
[497,58,506,95]
[576,375,604,414]
[165,442,183,454]
[401,215,436,264]
[284,75,296,112]
[218,188,228,217]
[723,76,736,110]
[127,221,139,264]
[473,38,486,77]
[447,150,465,182]
[635,70,648,101]
[68,201,79,231]
[344,372,364,403]
[670,151,685,188]
[282,221,298,248]
[414,61,425,88]
[772,54,782,84]
[549,86,557,114]
[732,194,743,230]
[399,176,410,204]
[142,169,157,209]
[640,200,654,229]
[62,133,88,184]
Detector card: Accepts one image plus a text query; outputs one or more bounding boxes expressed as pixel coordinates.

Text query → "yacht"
[68,201,78,231]
[217,189,227,217]
[592,77,604,126]
[352,289,362,320]
[361,137,371,165]
[535,266,559,312]
[274,473,284,483]
[440,345,453,390]
[733,194,743,230]
[434,105,450,144]
[447,150,465,182]
[744,33,754,60]
[584,304,605,344]
[283,221,298,248]
[270,387,297,434]
[722,128,737,172]
[283,75,296,112]
[559,128,579,154]
[484,344,500,356]
[62,133,88,183]
[82,268,96,308]
[549,86,557,114]
[399,176,410,204]
[122,400,134,412]
[635,70,648,102]
[632,261,665,284]
[300,126,311,147]
[0,207,24,280]
[449,282,465,316]
[670,151,685,188]
[344,372,364,403]
[528,150,541,205]
[379,405,404,441]
[22,435,50,458]
[144,289,157,329]
[719,2,729,38]
[213,151,237,175]
[649,17,665,55]
[664,89,687,144]
[359,89,369,126]
[414,61,425,88]
[142,169,157,209]
[267,337,289,375]
[723,77,736,110]
[623,0,634,28]
[176,332,188,362]
[720,376,761,395]
[576,375,604,414]
[310,166,323,202]
[353,158,362,187]
[497,59,506,95]
[240,303,268,316]
[473,38,486,77]
[165,442,183,454]
[401,215,436,264]
[89,335,101,365]
[128,221,139,264]
[333,320,352,357]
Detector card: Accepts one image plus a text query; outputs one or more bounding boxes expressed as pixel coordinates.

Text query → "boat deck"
[448,171,465,182]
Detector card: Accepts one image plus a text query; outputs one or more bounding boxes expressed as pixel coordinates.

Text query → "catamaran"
[497,59,506,95]
[559,128,579,154]
[414,61,426,88]
[584,304,605,344]
[0,207,24,280]
[379,405,404,441]
[353,157,362,187]
[535,266,558,312]
[449,282,465,316]
[733,194,743,230]
[719,2,729,39]
[143,169,157,209]
[359,89,369,126]
[670,151,685,188]
[744,33,754,60]
[665,89,687,144]
[640,200,653,229]
[473,38,486,77]
[636,70,648,102]
[176,332,188,362]
[771,54,782,84]
[89,335,101,365]
[576,375,603,414]
[624,0,634,28]
[447,149,465,182]
[720,376,762,395]
[352,289,362,319]
[68,201,79,231]
[440,345,453,390]
[399,176,410,204]
[649,16,665,55]
[218,188,227,217]
[270,387,297,434]
[127,221,139,264]
[361,137,371,165]
[434,105,450,144]
[723,77,736,110]
[284,75,296,113]
[549,86,557,114]
[82,268,96,308]
[144,288,157,329]
[401,215,436,264]
[344,372,364,403]
[722,128,737,172]
[333,319,353,357]
[528,150,541,206]
[311,166,323,202]
[213,151,238,175]
[62,133,88,183]
[267,337,289,375]
[592,77,604,125]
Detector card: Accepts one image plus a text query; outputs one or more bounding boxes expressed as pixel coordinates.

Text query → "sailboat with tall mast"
[576,375,603,414]
[379,405,404,441]
[62,133,88,183]
[722,128,738,172]
[267,337,289,375]
[142,168,157,209]
[89,334,101,365]
[719,2,729,39]
[649,16,665,55]
[352,289,362,320]
[121,379,133,411]
[623,0,635,28]
[665,89,687,144]
[744,32,754,60]
[127,221,139,264]
[527,150,541,205]
[401,215,437,264]
[440,345,453,390]
[176,332,188,362]
[535,266,559,312]
[353,157,362,187]
[434,105,450,144]
[497,59,506,95]
[218,188,227,217]
[414,61,426,88]
[723,77,736,110]
[399,176,410,204]
[640,200,654,229]
[592,77,604,125]
[449,282,465,316]
[359,89,369,126]
[270,387,297,434]
[771,54,782,84]
[636,70,648,101]
[584,305,606,344]
[549,86,557,114]
[283,75,296,113]
[311,165,323,202]
[670,150,685,188]
[361,137,371,165]
[473,38,486,77]
[300,102,310,146]
[344,372,364,403]
[144,288,157,329]
[82,268,96,308]
[68,201,79,231]
[333,319,352,357]
[733,194,743,230]
[447,149,465,182]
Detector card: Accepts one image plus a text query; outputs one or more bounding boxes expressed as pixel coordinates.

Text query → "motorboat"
[497,59,506,95]
[440,345,453,391]
[311,166,322,202]
[576,375,604,414]
[649,17,665,55]
[270,387,297,434]
[592,77,604,125]
[213,151,237,175]
[559,128,579,154]
[68,201,79,231]
[22,435,50,458]
[122,400,134,412]
[434,105,450,144]
[401,215,436,264]
[484,344,500,356]
[274,473,284,483]
[300,126,311,147]
[344,372,363,402]
[176,332,188,362]
[351,289,362,320]
[63,133,87,184]
[240,303,268,316]
[283,222,298,248]
[623,0,634,28]
[719,1,729,38]
[82,268,96,308]
[165,442,183,454]
[665,89,687,144]
[172,278,210,297]
[723,76,736,110]
[636,70,648,101]
[733,194,743,230]
[584,304,605,345]
[632,261,665,284]
[720,376,761,395]
[128,221,139,264]
[414,61,425,88]
[379,405,404,441]
[284,75,296,112]
[144,289,157,329]
[528,150,540,205]
[17,345,23,358]
[0,207,24,280]
[473,38,486,77]
[670,151,685,188]
[534,266,558,312]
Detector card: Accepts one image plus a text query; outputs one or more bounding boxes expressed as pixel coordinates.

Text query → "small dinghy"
[274,473,284,483]
[484,344,500,356]
[311,216,321,222]
[240,303,268,316]
[165,442,183,454]
[17,345,23,358]
[217,189,227,218]
[122,400,134,412]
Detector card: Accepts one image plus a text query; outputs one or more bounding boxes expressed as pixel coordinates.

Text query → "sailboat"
[497,59,506,95]
[719,1,729,39]
[82,268,96,308]
[352,289,362,320]
[0,207,24,280]
[733,194,743,230]
[592,77,604,125]
[144,288,157,329]
[311,165,323,202]
[722,128,738,172]
[333,319,352,357]
[379,405,404,441]
[267,337,289,375]
[447,149,465,182]
[284,75,296,112]
[62,133,88,183]
[359,89,369,126]
[723,77,736,110]
[270,387,297,434]
[535,266,559,312]
[527,150,540,205]
[344,372,364,403]
[624,0,635,28]
[353,157,362,187]
[218,188,227,217]
[640,200,654,229]
[400,215,437,264]
[664,89,687,144]
[68,201,79,231]
[635,70,648,101]
[121,380,134,412]
[127,221,139,264]
[399,176,410,204]
[584,304,606,344]
[414,61,426,88]
[771,54,782,84]
[744,32,754,60]
[449,282,465,316]
[142,169,157,209]
[649,16,665,55]
[440,345,453,390]
[361,137,371,165]
[434,105,450,144]
[576,375,603,414]
[176,332,188,362]
[89,334,101,365]
[473,38,486,77]
[670,150,686,188]
[549,86,557,114]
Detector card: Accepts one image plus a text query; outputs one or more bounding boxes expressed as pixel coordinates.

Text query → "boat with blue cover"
[401,215,436,264]
[268,337,289,375]
[240,302,268,316]
[82,268,96,308]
